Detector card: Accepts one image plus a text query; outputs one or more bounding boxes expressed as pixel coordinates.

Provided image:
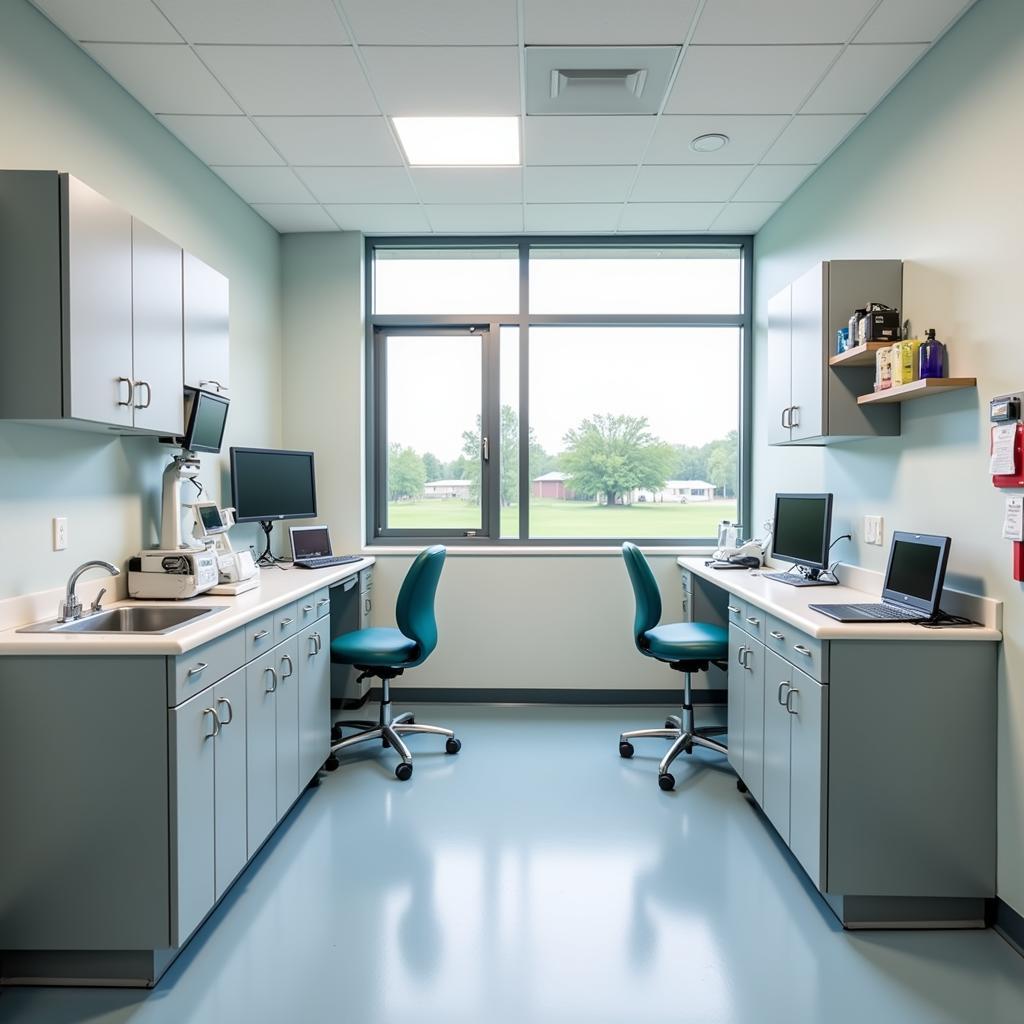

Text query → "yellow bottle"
[891,339,922,387]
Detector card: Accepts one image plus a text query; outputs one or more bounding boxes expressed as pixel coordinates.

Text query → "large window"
[368,241,751,546]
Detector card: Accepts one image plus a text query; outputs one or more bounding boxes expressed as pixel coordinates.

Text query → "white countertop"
[677,556,1002,642]
[0,558,374,657]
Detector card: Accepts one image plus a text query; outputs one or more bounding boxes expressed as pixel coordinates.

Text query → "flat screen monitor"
[772,493,834,577]
[881,532,951,616]
[182,388,230,454]
[230,447,317,523]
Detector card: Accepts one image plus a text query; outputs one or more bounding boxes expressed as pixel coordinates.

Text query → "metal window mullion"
[373,329,388,537]
[519,241,530,542]
[482,325,500,540]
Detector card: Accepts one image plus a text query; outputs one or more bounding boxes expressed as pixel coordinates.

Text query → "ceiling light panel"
[523,0,700,45]
[361,46,520,116]
[393,117,520,167]
[196,45,377,116]
[341,0,516,45]
[693,0,876,44]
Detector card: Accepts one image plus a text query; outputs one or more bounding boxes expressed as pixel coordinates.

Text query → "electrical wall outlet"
[864,515,884,546]
[53,517,68,551]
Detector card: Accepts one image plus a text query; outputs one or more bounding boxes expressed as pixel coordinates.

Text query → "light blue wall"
[752,0,1024,915]
[0,0,282,599]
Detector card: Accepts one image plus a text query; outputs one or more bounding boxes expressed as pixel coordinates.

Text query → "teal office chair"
[324,545,461,781]
[619,542,729,791]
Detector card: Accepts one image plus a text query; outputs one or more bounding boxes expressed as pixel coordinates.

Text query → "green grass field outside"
[387,497,737,539]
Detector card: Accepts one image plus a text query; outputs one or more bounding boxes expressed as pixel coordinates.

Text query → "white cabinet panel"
[763,650,793,842]
[275,637,300,817]
[298,616,331,785]
[183,252,230,394]
[789,667,827,889]
[213,669,247,899]
[246,651,279,856]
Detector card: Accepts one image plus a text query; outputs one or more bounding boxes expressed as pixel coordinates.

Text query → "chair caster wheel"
[324,755,339,772]
[736,779,747,793]
[619,741,634,759]
[445,737,461,755]
[658,773,675,792]
[395,762,413,781]
[331,723,344,741]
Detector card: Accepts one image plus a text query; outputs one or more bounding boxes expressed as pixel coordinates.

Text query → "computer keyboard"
[831,603,919,620]
[294,555,362,569]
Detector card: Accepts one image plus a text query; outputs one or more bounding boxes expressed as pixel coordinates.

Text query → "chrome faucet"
[59,560,121,623]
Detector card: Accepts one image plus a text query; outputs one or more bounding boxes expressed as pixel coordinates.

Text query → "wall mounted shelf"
[857,377,977,405]
[829,342,891,367]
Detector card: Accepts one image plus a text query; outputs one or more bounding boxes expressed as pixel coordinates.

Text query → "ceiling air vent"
[526,47,680,116]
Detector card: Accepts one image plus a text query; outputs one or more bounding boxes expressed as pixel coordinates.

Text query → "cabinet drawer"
[725,597,746,631]
[766,615,826,682]
[297,588,331,627]
[245,612,275,662]
[273,602,300,643]
[170,628,245,706]
[739,602,766,643]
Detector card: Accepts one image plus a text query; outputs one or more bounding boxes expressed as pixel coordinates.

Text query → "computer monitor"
[230,447,317,523]
[882,532,951,617]
[772,493,834,579]
[181,387,230,454]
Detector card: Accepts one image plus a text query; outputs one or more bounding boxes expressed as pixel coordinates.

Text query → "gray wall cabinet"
[0,170,226,433]
[767,259,902,445]
[0,591,335,987]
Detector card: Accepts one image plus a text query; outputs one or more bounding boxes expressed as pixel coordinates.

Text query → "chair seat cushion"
[331,627,418,667]
[641,621,728,663]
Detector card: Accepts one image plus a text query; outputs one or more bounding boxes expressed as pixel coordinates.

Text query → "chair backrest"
[396,545,446,667]
[622,542,661,650]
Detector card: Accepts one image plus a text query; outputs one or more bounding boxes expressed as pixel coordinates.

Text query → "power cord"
[920,610,978,628]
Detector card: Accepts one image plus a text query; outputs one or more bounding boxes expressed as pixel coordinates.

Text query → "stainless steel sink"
[18,605,223,635]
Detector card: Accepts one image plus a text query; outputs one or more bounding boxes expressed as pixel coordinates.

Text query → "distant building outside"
[532,471,575,500]
[423,479,473,499]
[632,480,717,503]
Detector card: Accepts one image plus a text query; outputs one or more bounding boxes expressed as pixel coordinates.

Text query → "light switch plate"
[53,517,68,551]
[864,515,884,546]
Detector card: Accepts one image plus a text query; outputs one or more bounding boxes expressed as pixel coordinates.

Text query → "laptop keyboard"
[295,555,362,569]
[834,602,920,620]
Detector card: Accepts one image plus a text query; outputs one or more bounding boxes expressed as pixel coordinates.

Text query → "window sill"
[363,545,717,557]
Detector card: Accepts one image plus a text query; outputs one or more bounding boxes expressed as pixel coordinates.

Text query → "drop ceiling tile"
[524,204,623,232]
[252,204,338,232]
[620,202,723,231]
[631,164,750,202]
[295,166,417,204]
[253,116,402,165]
[157,0,347,44]
[425,204,524,232]
[342,0,516,44]
[525,115,655,165]
[525,165,636,203]
[31,0,181,42]
[856,0,973,44]
[693,0,876,43]
[158,115,283,164]
[710,202,780,233]
[82,43,240,113]
[360,46,520,115]
[523,0,699,44]
[647,115,788,164]
[410,169,523,205]
[325,204,432,232]
[762,114,861,163]
[212,166,315,203]
[196,45,377,115]
[731,164,813,202]
[802,43,927,114]
[666,45,840,114]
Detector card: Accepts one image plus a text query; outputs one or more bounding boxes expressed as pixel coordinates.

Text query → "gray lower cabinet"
[298,616,331,785]
[213,670,248,899]
[727,623,764,804]
[246,648,280,856]
[275,636,301,816]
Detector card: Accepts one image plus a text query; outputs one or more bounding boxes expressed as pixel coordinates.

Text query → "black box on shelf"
[855,304,901,344]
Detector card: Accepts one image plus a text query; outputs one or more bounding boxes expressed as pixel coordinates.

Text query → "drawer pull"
[264,666,278,693]
[793,644,812,657]
[317,597,330,608]
[187,661,208,676]
[302,604,314,613]
[279,617,294,627]
[777,681,792,706]
[202,707,220,738]
[735,645,747,667]
[253,629,269,641]
[769,630,785,641]
[727,605,742,614]
[745,616,760,627]
[786,688,799,714]
[216,697,233,726]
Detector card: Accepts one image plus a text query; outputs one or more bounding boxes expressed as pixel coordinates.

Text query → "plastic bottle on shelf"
[918,329,947,379]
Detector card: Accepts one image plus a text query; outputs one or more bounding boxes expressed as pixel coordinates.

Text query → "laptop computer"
[809,532,951,623]
[288,524,361,569]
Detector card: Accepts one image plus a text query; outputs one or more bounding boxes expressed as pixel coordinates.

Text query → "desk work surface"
[0,557,375,657]
[677,556,1001,642]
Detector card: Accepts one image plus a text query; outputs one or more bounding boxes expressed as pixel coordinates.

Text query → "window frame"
[365,235,753,548]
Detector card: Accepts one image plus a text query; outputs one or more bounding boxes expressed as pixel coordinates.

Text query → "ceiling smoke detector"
[690,133,730,153]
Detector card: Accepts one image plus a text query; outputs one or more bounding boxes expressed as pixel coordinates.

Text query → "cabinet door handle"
[727,605,742,614]
[199,380,228,393]
[777,681,792,706]
[742,648,754,670]
[745,615,760,627]
[309,632,322,655]
[216,697,233,725]
[735,644,747,667]
[280,654,294,679]
[265,666,278,693]
[793,644,812,658]
[117,377,135,407]
[769,630,785,641]
[786,688,799,714]
[790,406,800,428]
[202,707,220,738]
[134,380,152,409]
[253,629,269,641]
[187,661,208,677]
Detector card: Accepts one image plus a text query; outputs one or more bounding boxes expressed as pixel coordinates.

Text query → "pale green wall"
[752,0,1024,915]
[0,0,282,598]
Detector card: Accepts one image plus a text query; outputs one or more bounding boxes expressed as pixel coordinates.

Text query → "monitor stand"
[765,565,839,587]
[256,520,283,567]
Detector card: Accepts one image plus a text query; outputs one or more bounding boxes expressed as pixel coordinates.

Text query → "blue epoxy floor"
[2,705,1023,1024]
